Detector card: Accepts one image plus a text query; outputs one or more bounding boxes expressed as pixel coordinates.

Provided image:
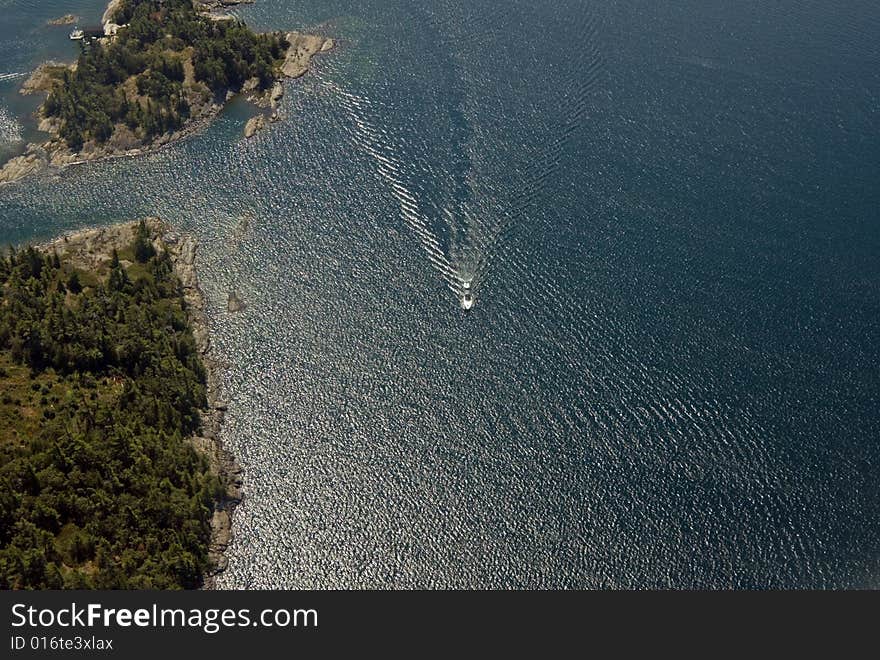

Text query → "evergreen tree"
[134,220,156,263]
[0,226,220,590]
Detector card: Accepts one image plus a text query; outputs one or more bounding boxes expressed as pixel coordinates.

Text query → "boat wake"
[324,0,605,310]
[325,80,468,298]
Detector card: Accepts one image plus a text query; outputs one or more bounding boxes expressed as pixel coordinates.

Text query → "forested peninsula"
[0,220,239,589]
[0,0,333,184]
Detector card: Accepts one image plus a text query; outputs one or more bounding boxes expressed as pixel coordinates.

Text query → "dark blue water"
[1,0,878,588]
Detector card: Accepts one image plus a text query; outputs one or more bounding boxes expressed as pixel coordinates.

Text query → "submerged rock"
[227,290,246,313]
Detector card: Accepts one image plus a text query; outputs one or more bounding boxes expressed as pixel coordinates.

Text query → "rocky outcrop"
[38,116,62,134]
[270,81,284,105]
[164,229,242,585]
[0,150,47,184]
[19,62,70,95]
[246,32,332,116]
[37,220,155,270]
[282,32,334,78]
[243,113,267,139]
[196,0,255,11]
[227,290,246,312]
[196,0,255,21]
[102,0,124,25]
[47,14,79,26]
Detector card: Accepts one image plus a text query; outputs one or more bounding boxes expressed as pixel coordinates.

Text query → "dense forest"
[0,222,223,589]
[43,0,288,150]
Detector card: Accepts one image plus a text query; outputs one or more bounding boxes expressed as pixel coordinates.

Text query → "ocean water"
[1,0,878,588]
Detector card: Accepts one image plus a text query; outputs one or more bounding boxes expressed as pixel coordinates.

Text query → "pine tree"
[66,271,82,294]
[133,220,156,263]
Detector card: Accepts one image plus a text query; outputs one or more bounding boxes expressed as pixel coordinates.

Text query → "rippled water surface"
[1,0,879,588]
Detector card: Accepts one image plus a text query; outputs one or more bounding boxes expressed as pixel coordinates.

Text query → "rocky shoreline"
[34,219,241,588]
[241,32,334,139]
[0,101,227,185]
[0,1,334,184]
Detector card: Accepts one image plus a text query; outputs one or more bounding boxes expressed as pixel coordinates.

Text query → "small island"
[46,14,80,26]
[0,219,240,588]
[1,0,333,184]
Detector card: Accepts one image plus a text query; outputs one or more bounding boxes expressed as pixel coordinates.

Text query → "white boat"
[69,27,84,40]
[460,279,474,310]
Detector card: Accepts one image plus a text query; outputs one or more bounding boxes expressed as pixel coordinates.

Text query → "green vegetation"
[43,0,288,151]
[0,222,222,589]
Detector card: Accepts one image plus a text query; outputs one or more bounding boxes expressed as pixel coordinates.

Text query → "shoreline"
[0,102,226,185]
[34,219,241,588]
[0,0,334,186]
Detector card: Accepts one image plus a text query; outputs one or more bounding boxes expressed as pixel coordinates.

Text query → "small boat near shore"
[69,27,84,40]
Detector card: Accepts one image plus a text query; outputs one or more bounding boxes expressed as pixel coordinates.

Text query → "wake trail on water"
[324,79,463,293]
[324,0,605,309]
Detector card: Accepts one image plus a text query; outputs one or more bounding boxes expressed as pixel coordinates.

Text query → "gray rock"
[270,81,284,106]
[0,151,47,184]
[243,114,267,139]
[227,290,246,313]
